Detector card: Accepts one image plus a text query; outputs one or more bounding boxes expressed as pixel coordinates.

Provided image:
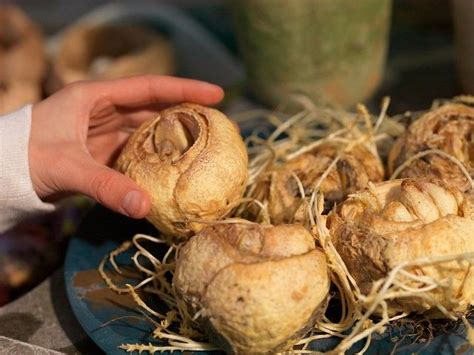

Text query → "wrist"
[0,105,55,231]
[29,103,52,199]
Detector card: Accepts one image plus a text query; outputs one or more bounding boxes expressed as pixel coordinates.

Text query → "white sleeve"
[0,105,55,232]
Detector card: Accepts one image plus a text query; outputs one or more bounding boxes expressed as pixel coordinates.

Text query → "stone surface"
[0,269,102,354]
[0,336,63,355]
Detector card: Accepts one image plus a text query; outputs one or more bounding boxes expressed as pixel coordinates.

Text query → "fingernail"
[122,190,143,217]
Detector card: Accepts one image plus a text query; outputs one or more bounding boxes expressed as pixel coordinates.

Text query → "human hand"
[29,75,224,218]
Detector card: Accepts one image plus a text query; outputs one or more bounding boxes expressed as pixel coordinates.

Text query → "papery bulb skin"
[47,24,175,92]
[254,142,384,224]
[0,5,45,114]
[174,223,330,354]
[328,178,474,317]
[389,104,474,191]
[117,103,248,239]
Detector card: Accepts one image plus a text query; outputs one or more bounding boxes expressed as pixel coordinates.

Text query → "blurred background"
[0,0,473,306]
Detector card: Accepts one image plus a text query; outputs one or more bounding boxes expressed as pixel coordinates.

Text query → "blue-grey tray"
[65,205,473,355]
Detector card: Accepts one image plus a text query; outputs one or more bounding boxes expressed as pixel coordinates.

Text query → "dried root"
[116,103,248,239]
[99,234,217,352]
[238,96,393,227]
[99,96,473,354]
[317,177,474,353]
[388,103,474,191]
[174,223,330,354]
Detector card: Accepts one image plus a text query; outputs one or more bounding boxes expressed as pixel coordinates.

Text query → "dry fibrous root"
[101,97,474,354]
[389,103,474,191]
[328,178,474,317]
[99,233,221,352]
[238,96,394,226]
[173,223,330,354]
[100,224,331,354]
[255,141,384,224]
[116,103,248,239]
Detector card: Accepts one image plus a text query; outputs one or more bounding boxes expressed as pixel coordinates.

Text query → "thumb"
[67,157,151,218]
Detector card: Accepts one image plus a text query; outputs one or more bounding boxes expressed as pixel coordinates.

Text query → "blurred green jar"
[233,0,392,108]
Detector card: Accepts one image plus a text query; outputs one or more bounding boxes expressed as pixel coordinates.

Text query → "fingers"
[63,155,151,219]
[87,106,161,137]
[118,103,169,126]
[92,105,165,132]
[87,131,131,166]
[81,75,224,108]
